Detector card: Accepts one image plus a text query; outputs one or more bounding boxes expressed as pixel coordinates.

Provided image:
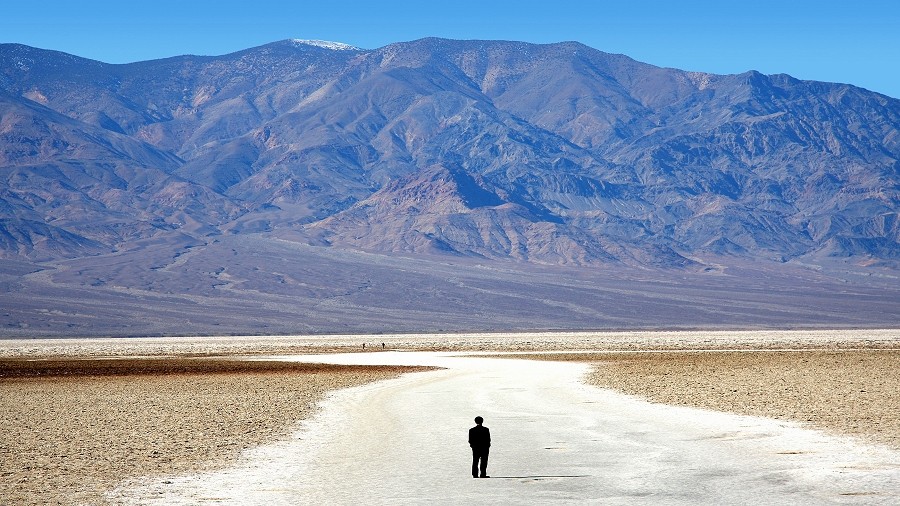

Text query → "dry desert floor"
[555,349,899,449]
[0,358,423,505]
[0,329,898,505]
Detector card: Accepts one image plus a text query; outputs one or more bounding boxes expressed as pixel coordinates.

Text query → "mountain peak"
[288,39,361,51]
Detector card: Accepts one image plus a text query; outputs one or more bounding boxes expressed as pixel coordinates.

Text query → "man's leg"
[480,449,489,478]
[472,449,479,478]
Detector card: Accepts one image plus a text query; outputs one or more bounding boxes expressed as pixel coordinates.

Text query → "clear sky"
[3,0,899,98]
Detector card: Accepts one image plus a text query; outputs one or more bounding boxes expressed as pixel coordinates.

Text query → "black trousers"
[472,447,489,477]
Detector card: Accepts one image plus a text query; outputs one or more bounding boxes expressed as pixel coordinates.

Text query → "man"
[468,416,491,478]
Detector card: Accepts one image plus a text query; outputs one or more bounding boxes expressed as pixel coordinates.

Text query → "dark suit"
[468,424,491,477]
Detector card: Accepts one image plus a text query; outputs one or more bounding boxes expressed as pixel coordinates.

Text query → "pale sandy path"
[110,352,900,505]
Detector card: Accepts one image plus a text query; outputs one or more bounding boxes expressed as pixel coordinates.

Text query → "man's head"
[474,416,484,425]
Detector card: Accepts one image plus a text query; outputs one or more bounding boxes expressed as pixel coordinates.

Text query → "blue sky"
[3,0,899,98]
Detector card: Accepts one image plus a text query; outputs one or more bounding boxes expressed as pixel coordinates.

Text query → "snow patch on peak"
[290,39,360,51]
[686,71,713,90]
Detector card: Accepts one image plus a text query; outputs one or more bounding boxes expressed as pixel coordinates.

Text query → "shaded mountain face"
[1,38,898,267]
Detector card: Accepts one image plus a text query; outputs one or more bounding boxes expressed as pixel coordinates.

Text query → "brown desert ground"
[0,358,424,506]
[0,330,898,505]
[569,349,898,449]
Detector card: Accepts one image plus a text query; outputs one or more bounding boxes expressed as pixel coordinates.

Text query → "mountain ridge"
[2,38,899,335]
[1,38,898,268]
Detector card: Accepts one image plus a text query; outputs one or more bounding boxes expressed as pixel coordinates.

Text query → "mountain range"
[1,38,898,335]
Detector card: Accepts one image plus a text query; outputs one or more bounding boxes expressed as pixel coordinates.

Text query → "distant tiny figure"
[469,416,491,478]
[362,343,365,350]
[382,342,385,350]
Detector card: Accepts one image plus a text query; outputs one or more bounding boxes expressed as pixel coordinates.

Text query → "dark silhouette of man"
[468,416,491,478]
